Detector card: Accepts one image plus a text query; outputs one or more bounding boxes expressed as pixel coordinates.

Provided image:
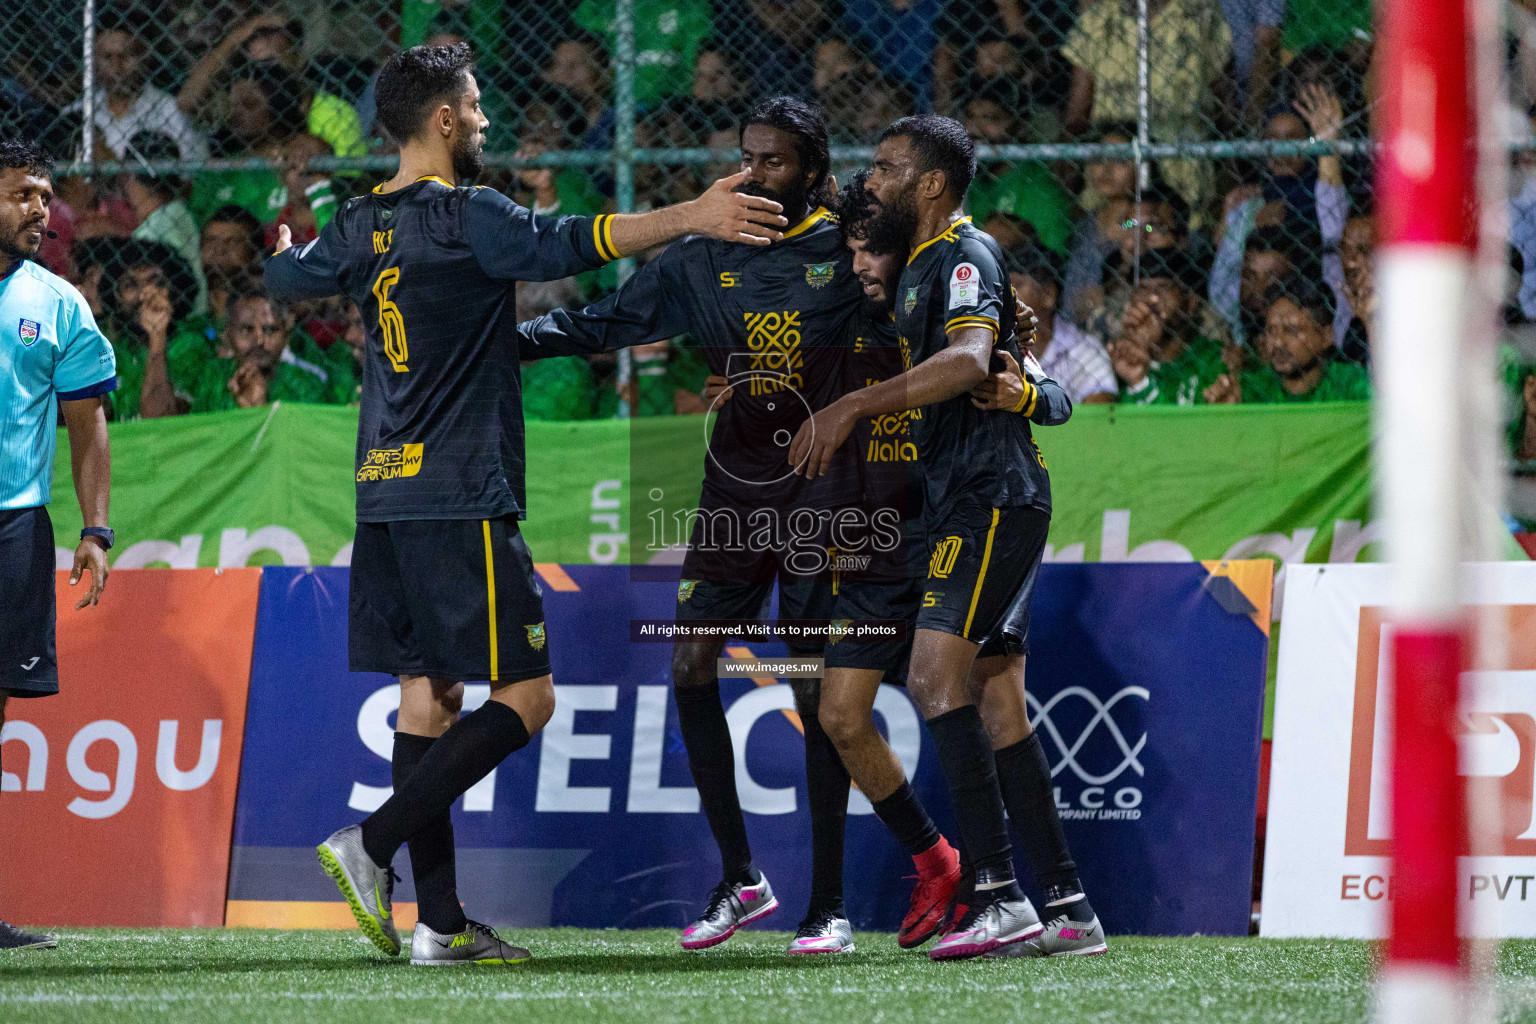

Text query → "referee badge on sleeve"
[18,319,40,346]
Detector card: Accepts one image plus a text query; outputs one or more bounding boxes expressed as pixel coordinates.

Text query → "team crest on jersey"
[804,262,835,289]
[17,319,39,346]
[827,619,854,644]
[903,286,918,315]
[678,579,699,603]
[525,622,547,651]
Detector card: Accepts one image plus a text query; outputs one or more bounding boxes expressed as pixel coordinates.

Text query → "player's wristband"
[1010,381,1036,416]
[81,526,114,550]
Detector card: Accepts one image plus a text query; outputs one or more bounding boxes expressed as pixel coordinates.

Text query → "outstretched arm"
[517,248,688,360]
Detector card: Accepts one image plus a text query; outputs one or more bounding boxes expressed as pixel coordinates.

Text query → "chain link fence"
[2,1,1534,487]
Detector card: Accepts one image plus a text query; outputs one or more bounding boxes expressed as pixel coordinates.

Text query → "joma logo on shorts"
[356,443,424,482]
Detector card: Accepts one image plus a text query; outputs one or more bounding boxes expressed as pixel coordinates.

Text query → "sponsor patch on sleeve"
[948,262,979,310]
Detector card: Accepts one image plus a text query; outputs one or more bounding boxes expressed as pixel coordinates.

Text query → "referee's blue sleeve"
[53,290,117,398]
[465,186,615,283]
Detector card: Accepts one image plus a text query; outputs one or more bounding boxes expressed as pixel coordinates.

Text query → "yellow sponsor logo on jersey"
[720,271,739,288]
[525,622,547,651]
[928,536,962,579]
[356,443,424,482]
[743,310,805,395]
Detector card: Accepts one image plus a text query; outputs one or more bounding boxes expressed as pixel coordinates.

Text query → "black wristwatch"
[81,527,114,550]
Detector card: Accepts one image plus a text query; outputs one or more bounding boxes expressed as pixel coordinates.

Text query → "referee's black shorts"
[0,505,59,697]
[916,502,1050,655]
[349,515,551,684]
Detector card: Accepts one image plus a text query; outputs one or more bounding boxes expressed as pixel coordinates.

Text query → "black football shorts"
[349,515,551,683]
[916,502,1050,655]
[0,505,59,697]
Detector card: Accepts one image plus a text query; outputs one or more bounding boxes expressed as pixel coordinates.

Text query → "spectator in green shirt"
[123,131,208,315]
[962,79,1076,256]
[189,283,356,413]
[98,240,200,420]
[1206,274,1371,404]
[574,0,714,107]
[190,62,341,228]
[1107,248,1228,404]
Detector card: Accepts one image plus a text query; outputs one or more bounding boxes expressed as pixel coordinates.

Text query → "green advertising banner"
[48,402,1381,574]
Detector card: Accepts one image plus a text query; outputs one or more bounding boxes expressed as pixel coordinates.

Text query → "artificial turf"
[1,929,1533,1024]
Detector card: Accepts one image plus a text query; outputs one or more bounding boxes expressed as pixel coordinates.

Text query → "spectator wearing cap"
[187,278,355,412]
[62,10,209,162]
[122,132,207,315]
[1106,248,1228,405]
[1009,247,1117,405]
[190,62,340,229]
[1205,273,1370,403]
[1063,0,1232,225]
[962,79,1075,257]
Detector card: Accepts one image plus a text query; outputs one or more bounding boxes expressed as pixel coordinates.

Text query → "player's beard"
[451,123,485,182]
[736,179,808,224]
[0,216,44,262]
[862,186,918,256]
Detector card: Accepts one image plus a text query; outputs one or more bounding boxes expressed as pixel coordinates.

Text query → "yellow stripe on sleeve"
[602,214,619,261]
[945,316,1000,337]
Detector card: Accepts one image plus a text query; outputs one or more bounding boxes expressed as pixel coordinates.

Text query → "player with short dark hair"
[262,42,788,967]
[0,135,117,952]
[792,114,1098,959]
[516,94,869,955]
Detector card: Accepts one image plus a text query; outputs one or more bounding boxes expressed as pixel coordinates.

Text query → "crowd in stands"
[2,0,1534,451]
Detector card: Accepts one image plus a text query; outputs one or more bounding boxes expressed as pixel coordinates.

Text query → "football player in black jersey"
[813,179,1106,959]
[264,43,788,966]
[516,97,868,954]
[791,116,1095,960]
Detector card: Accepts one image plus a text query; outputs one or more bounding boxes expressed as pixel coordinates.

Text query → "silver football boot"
[786,908,856,955]
[928,893,1043,961]
[994,898,1108,958]
[316,824,401,956]
[410,920,532,966]
[680,874,778,950]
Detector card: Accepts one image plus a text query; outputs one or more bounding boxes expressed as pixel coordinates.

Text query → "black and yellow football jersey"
[517,207,867,512]
[893,216,1051,519]
[264,175,619,522]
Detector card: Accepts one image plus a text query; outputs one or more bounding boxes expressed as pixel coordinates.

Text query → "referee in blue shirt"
[0,136,117,952]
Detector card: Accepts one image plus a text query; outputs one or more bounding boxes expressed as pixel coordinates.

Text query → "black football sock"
[674,682,756,885]
[392,732,466,935]
[995,732,1081,894]
[802,713,849,916]
[362,702,530,867]
[870,780,941,857]
[927,705,1015,887]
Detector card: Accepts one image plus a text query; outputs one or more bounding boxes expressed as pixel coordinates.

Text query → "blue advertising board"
[229,562,1269,936]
